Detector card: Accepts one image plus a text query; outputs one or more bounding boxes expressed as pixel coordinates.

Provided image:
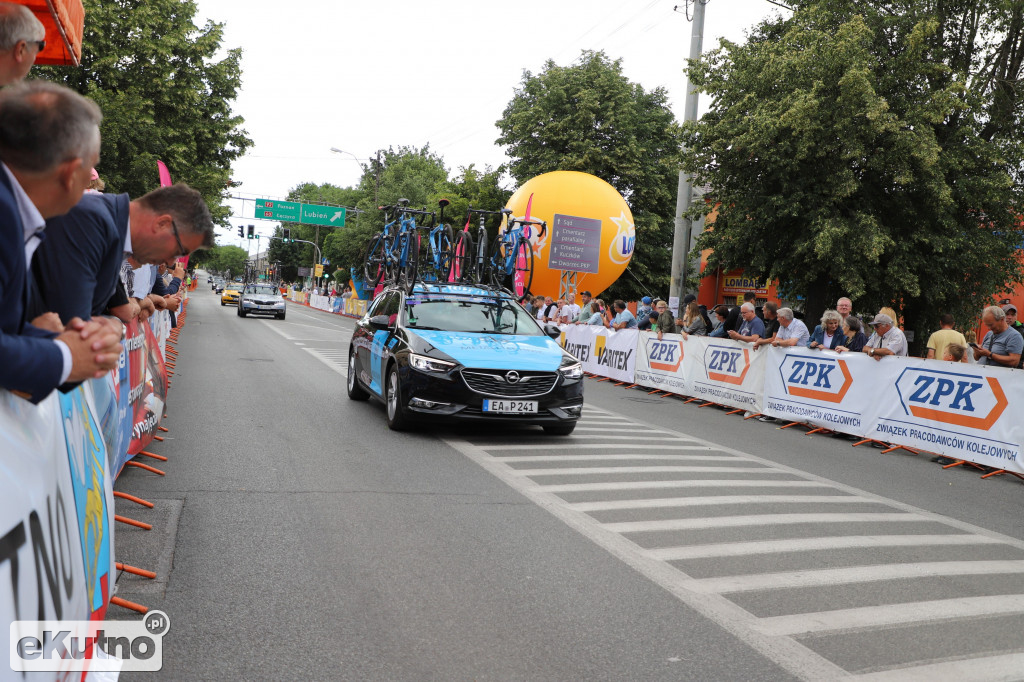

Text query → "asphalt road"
[112,285,1024,681]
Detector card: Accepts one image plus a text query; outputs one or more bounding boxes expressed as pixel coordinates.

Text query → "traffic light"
[247,225,255,239]
[237,225,244,238]
[282,228,291,243]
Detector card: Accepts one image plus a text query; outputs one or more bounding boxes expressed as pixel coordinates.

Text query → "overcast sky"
[192,0,784,247]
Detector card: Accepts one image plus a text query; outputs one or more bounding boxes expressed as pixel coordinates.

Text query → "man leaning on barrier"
[974,305,1023,368]
[770,308,809,347]
[0,80,122,402]
[863,313,908,360]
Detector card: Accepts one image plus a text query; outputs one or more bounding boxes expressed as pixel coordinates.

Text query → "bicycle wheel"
[363,233,387,288]
[399,231,419,295]
[437,225,455,282]
[512,237,534,297]
[452,230,475,283]
[488,233,512,290]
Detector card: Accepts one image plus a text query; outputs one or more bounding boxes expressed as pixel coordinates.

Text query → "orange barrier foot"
[158,426,169,432]
[780,421,808,430]
[113,491,154,508]
[698,401,717,408]
[881,444,918,455]
[725,408,743,415]
[744,413,762,420]
[114,514,152,530]
[110,596,147,614]
[125,461,166,476]
[805,427,833,436]
[683,396,701,404]
[137,450,168,462]
[116,562,157,579]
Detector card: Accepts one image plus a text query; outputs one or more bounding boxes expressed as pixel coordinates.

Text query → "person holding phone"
[974,306,1023,367]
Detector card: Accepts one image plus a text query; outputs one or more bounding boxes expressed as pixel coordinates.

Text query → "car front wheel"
[385,365,411,430]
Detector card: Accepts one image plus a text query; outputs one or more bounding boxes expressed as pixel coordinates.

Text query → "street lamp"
[330,146,381,202]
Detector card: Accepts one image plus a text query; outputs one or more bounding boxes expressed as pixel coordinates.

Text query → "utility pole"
[670,0,707,314]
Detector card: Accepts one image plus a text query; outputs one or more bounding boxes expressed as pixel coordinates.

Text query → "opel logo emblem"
[505,371,520,384]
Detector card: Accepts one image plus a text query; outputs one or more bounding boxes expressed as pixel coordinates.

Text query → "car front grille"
[461,370,558,398]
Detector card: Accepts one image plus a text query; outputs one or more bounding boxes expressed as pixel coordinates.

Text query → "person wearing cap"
[636,296,653,330]
[573,290,593,323]
[863,313,908,359]
[1003,304,1024,367]
[925,314,967,362]
[974,305,1023,368]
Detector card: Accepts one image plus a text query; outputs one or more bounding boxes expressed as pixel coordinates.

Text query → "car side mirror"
[369,314,392,329]
[544,324,561,339]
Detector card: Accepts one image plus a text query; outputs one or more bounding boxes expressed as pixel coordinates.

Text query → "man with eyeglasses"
[0,2,45,85]
[32,183,214,329]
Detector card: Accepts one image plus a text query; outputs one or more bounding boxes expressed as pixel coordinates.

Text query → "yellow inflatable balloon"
[504,171,634,298]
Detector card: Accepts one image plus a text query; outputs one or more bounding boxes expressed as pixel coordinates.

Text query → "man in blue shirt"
[611,300,637,330]
[728,302,764,342]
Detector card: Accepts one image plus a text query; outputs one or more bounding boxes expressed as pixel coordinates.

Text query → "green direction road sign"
[254,200,345,227]
[300,204,346,227]
[254,199,299,222]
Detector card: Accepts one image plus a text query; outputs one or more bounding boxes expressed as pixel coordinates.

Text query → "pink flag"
[157,160,172,187]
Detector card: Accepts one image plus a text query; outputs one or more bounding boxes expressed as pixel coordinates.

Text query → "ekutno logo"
[895,368,1008,430]
[779,356,853,403]
[10,610,169,673]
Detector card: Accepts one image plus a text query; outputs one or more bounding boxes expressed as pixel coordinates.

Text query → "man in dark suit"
[32,184,214,329]
[0,80,122,401]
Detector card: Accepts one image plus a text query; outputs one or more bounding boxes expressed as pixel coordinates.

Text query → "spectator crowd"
[0,2,214,403]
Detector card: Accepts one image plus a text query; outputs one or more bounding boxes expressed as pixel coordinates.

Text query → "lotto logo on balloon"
[504,171,634,297]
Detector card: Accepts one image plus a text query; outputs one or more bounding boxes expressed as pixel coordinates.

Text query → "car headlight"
[409,353,456,373]
[559,359,583,380]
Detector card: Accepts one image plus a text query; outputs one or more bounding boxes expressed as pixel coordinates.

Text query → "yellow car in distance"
[221,282,244,306]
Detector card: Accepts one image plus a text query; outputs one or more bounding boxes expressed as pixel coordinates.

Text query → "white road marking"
[535,480,831,493]
[513,466,789,477]
[752,595,1024,636]
[693,560,1024,594]
[498,454,752,463]
[604,512,929,534]
[568,494,876,513]
[484,443,708,451]
[300,347,347,378]
[855,653,1024,681]
[647,535,1007,561]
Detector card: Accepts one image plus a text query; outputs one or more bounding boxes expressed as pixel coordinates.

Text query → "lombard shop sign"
[721,272,769,295]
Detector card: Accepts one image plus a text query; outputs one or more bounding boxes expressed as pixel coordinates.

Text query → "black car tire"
[220,300,225,306]
[543,422,576,436]
[385,364,411,430]
[276,312,286,320]
[239,307,247,317]
[347,351,369,401]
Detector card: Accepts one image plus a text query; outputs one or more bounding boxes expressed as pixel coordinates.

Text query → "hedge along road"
[111,290,1024,680]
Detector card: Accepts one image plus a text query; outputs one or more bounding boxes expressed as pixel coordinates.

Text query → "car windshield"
[403,294,542,336]
[246,285,278,295]
[226,283,243,290]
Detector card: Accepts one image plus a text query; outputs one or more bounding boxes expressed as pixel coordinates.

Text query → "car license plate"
[483,399,538,414]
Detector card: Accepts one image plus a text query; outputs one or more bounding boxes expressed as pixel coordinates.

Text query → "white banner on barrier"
[763,347,872,436]
[683,336,766,412]
[560,326,638,384]
[634,332,689,394]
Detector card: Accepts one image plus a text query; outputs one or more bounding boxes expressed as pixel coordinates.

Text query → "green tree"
[496,51,684,300]
[206,245,248,279]
[682,2,1024,342]
[36,0,252,225]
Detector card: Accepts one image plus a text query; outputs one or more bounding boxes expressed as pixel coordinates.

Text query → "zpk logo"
[895,368,1007,430]
[779,355,853,403]
[703,345,750,385]
[645,337,683,372]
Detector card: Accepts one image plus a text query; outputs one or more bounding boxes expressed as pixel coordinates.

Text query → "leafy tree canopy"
[201,245,248,280]
[683,1,1024,338]
[496,50,684,300]
[36,0,253,226]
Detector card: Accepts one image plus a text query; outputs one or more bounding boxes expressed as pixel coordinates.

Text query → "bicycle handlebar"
[509,217,547,237]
